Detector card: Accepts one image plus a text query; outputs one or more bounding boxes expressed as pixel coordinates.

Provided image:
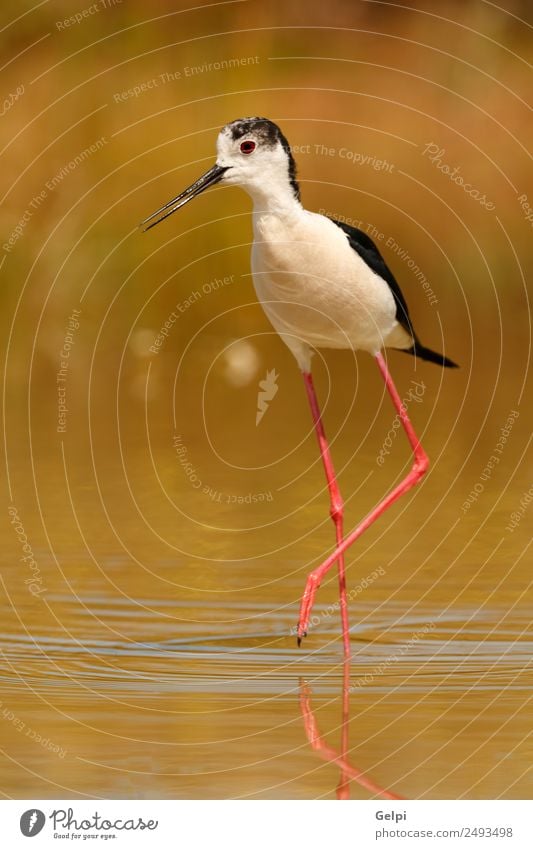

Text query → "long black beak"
[140,163,228,231]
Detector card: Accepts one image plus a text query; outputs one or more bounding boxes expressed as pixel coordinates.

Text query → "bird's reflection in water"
[299,660,404,800]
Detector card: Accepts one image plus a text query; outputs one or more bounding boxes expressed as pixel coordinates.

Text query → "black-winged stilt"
[142,117,457,655]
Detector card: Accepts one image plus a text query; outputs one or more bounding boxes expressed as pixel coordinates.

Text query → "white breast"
[251,209,406,369]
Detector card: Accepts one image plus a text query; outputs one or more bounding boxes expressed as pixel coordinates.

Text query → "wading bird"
[142,117,457,655]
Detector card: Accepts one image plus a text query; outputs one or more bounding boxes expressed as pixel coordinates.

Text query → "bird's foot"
[296,573,320,647]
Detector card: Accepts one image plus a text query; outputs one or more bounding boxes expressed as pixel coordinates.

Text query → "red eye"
[240,140,256,154]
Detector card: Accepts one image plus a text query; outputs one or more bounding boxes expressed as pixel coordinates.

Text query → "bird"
[141,117,457,655]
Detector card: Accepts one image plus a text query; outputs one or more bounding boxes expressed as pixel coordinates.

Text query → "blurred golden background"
[0,0,531,800]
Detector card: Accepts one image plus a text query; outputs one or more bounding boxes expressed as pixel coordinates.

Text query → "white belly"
[251,209,407,369]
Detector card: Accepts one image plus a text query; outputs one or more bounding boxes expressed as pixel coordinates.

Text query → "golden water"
[2,328,531,798]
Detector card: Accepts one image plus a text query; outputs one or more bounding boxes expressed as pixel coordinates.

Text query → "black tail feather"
[400,343,459,369]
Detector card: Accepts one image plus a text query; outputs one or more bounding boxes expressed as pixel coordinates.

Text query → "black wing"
[328,217,413,339]
[329,217,458,368]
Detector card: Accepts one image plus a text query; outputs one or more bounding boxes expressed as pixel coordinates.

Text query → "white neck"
[243,175,302,219]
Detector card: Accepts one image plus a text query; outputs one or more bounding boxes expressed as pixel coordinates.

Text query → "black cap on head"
[224,117,300,200]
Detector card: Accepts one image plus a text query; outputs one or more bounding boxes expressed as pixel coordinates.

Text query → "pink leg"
[299,669,404,800]
[297,352,429,643]
[302,371,350,655]
[336,657,352,799]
